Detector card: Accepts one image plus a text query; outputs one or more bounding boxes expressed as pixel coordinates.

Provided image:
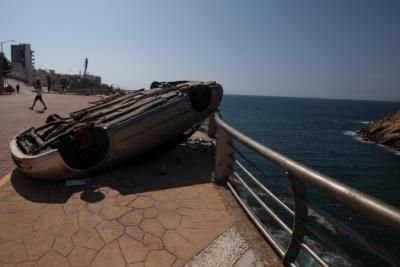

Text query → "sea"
[219,95,400,267]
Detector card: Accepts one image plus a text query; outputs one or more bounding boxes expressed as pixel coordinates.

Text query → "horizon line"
[224,92,400,104]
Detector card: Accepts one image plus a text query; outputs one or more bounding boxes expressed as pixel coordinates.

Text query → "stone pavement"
[0,80,233,266]
[0,142,232,266]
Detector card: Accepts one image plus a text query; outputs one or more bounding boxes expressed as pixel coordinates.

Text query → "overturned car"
[11,81,223,180]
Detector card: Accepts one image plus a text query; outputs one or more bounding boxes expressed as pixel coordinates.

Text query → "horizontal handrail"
[233,145,292,195]
[234,160,294,216]
[214,113,400,232]
[232,172,293,234]
[227,181,286,257]
[229,176,328,267]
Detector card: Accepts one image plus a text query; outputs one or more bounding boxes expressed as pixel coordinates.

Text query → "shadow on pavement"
[10,143,214,204]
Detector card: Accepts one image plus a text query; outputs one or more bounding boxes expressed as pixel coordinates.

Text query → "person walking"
[16,84,20,94]
[47,75,51,92]
[30,80,47,110]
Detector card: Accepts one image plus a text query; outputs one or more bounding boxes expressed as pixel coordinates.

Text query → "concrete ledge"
[185,226,248,267]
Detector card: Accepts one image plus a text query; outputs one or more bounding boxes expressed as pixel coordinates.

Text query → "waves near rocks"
[357,111,400,151]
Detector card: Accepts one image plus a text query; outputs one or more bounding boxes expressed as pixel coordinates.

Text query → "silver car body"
[11,81,223,180]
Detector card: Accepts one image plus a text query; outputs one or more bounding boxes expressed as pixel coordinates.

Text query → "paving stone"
[172,258,186,267]
[72,228,104,250]
[145,250,176,267]
[143,233,164,250]
[15,262,39,267]
[37,251,69,267]
[0,201,25,213]
[0,222,33,240]
[205,201,226,211]
[130,196,154,209]
[158,212,181,229]
[0,190,13,201]
[176,207,224,221]
[180,214,223,229]
[199,190,220,201]
[119,234,149,263]
[0,240,27,263]
[163,230,196,260]
[91,240,125,267]
[143,207,158,218]
[68,247,97,266]
[126,226,144,241]
[78,209,102,228]
[151,189,178,201]
[52,213,79,237]
[176,199,210,210]
[176,189,200,200]
[99,206,131,220]
[24,230,54,261]
[128,263,145,267]
[86,199,119,213]
[97,220,124,243]
[117,193,137,206]
[62,203,86,215]
[53,233,75,257]
[154,201,181,211]
[17,200,47,210]
[106,190,120,199]
[86,204,103,214]
[140,218,165,237]
[119,209,143,226]
[8,209,42,224]
[33,206,65,231]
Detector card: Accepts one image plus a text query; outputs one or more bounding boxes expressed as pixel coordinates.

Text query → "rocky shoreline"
[357,111,400,151]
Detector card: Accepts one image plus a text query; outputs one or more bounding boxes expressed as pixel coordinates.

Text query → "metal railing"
[210,112,400,267]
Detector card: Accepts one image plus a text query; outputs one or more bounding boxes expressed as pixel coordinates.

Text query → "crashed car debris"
[11,81,223,180]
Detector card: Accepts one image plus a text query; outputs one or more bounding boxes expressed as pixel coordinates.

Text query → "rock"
[357,111,400,150]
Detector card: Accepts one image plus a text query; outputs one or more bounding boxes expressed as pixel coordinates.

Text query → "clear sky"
[1,0,399,101]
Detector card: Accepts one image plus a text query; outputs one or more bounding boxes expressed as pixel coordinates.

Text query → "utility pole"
[1,39,15,53]
[83,58,88,88]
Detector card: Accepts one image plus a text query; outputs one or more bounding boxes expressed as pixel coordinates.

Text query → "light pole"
[0,40,15,90]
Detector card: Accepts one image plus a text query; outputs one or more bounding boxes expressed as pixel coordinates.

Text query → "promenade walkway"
[0,81,99,178]
[0,80,279,267]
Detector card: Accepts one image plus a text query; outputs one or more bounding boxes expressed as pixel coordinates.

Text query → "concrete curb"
[185,225,250,267]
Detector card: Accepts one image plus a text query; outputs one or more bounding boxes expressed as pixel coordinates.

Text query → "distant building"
[86,74,101,86]
[36,69,56,89]
[67,74,101,89]
[10,43,35,84]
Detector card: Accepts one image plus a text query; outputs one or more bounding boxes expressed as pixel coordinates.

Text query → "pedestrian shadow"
[10,142,215,204]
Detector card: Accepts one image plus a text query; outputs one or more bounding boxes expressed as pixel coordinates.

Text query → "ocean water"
[219,95,400,266]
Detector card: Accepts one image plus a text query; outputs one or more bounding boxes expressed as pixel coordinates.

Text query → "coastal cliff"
[357,112,400,151]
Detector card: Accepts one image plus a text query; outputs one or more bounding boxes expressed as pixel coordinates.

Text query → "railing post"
[283,173,308,266]
[213,125,234,184]
[208,113,218,138]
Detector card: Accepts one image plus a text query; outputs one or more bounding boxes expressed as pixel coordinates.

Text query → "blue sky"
[1,0,399,101]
